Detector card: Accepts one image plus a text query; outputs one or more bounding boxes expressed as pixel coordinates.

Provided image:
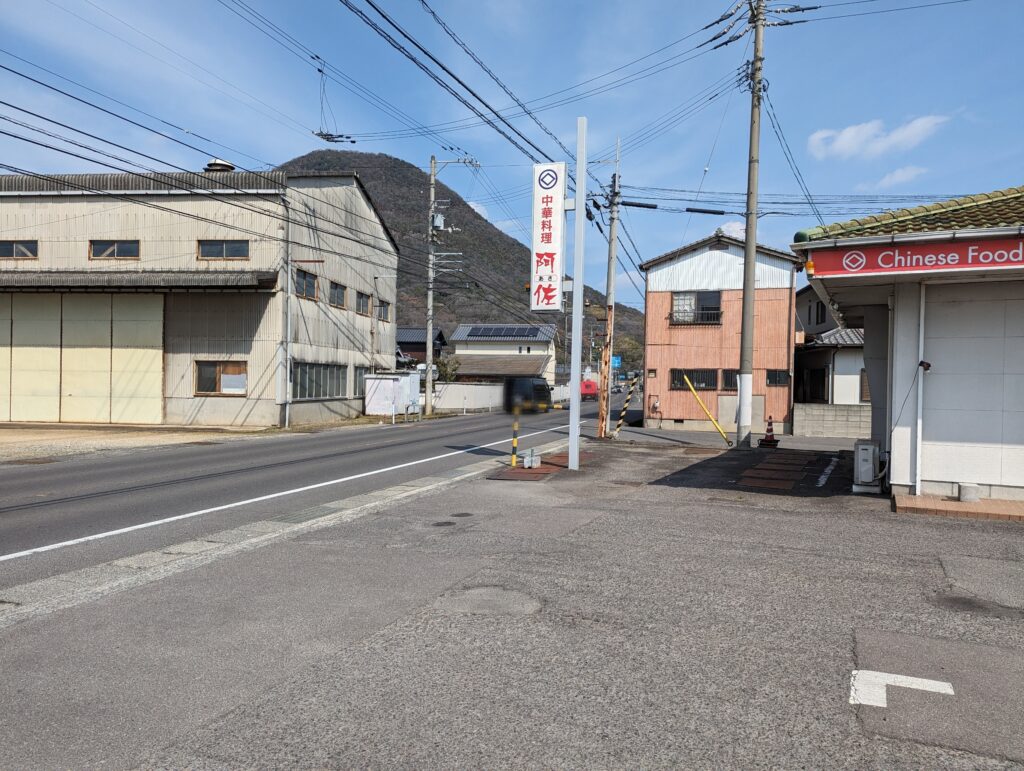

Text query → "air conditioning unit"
[852,439,881,494]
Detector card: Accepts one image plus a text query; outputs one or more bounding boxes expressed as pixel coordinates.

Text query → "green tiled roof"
[794,185,1024,242]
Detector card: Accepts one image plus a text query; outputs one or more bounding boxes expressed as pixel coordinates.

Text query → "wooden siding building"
[0,167,398,427]
[640,231,799,433]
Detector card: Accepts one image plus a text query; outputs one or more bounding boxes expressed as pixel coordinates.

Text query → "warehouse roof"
[794,185,1024,242]
[0,170,290,194]
[450,323,557,343]
[452,354,549,377]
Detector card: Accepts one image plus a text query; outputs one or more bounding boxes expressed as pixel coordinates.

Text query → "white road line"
[849,669,954,708]
[816,456,840,487]
[0,422,575,564]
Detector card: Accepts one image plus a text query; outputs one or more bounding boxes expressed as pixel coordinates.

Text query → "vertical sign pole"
[568,117,588,471]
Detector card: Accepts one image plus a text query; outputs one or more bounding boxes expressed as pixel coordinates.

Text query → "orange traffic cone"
[758,415,780,448]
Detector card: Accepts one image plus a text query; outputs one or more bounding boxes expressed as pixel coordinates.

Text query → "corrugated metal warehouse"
[0,166,398,426]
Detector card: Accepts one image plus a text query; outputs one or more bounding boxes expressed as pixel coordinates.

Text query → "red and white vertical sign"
[530,162,567,311]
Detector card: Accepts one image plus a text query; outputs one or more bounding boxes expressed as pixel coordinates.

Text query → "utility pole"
[425,155,437,416]
[425,154,476,416]
[597,138,620,439]
[736,0,765,448]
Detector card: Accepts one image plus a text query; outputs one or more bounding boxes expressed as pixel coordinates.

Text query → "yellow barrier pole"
[511,403,520,467]
[682,374,733,447]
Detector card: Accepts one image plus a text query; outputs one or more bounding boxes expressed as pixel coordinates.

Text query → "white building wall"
[453,339,557,383]
[833,348,865,405]
[890,279,1024,497]
[890,283,922,490]
[646,243,793,292]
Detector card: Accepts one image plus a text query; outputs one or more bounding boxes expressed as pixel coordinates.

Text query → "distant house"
[449,323,557,383]
[639,230,799,433]
[795,286,870,404]
[791,286,872,438]
[396,327,447,366]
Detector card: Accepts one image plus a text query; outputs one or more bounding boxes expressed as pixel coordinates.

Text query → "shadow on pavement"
[649,447,856,498]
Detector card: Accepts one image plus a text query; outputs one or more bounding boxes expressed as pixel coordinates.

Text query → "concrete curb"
[0,438,571,630]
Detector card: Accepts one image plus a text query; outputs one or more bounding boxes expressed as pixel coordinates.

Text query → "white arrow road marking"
[849,669,954,708]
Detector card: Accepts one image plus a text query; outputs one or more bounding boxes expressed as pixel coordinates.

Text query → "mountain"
[278,150,646,373]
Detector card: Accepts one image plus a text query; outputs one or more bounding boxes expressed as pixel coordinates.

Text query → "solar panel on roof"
[468,326,484,336]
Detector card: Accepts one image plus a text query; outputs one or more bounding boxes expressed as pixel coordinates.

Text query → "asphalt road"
[0,400,614,589]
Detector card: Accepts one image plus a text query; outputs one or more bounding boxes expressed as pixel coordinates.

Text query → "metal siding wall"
[164,293,278,420]
[60,294,112,423]
[0,295,9,420]
[10,294,61,422]
[0,195,280,272]
[111,295,163,424]
[646,244,793,292]
[286,180,398,378]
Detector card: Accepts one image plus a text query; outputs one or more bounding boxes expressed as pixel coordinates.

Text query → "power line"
[342,4,748,140]
[762,92,825,226]
[774,0,976,23]
[417,0,576,163]
[335,0,544,163]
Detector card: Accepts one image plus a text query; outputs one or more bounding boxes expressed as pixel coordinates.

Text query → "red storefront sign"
[809,237,1024,278]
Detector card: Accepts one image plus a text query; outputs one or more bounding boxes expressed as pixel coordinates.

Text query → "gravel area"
[0,426,265,462]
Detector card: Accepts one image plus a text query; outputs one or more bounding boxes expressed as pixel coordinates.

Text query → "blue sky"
[1,0,1021,309]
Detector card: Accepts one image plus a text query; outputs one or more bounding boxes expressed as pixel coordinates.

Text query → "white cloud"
[720,221,746,239]
[468,201,490,219]
[807,116,949,160]
[858,165,928,191]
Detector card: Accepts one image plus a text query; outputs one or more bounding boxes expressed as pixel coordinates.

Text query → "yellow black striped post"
[612,376,639,439]
[511,403,520,467]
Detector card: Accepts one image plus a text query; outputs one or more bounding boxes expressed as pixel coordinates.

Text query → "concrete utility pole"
[425,155,477,416]
[425,155,437,416]
[567,116,588,471]
[597,138,621,439]
[736,0,765,448]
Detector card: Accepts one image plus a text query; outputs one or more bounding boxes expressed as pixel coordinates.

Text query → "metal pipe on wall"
[280,194,292,429]
[914,283,926,495]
